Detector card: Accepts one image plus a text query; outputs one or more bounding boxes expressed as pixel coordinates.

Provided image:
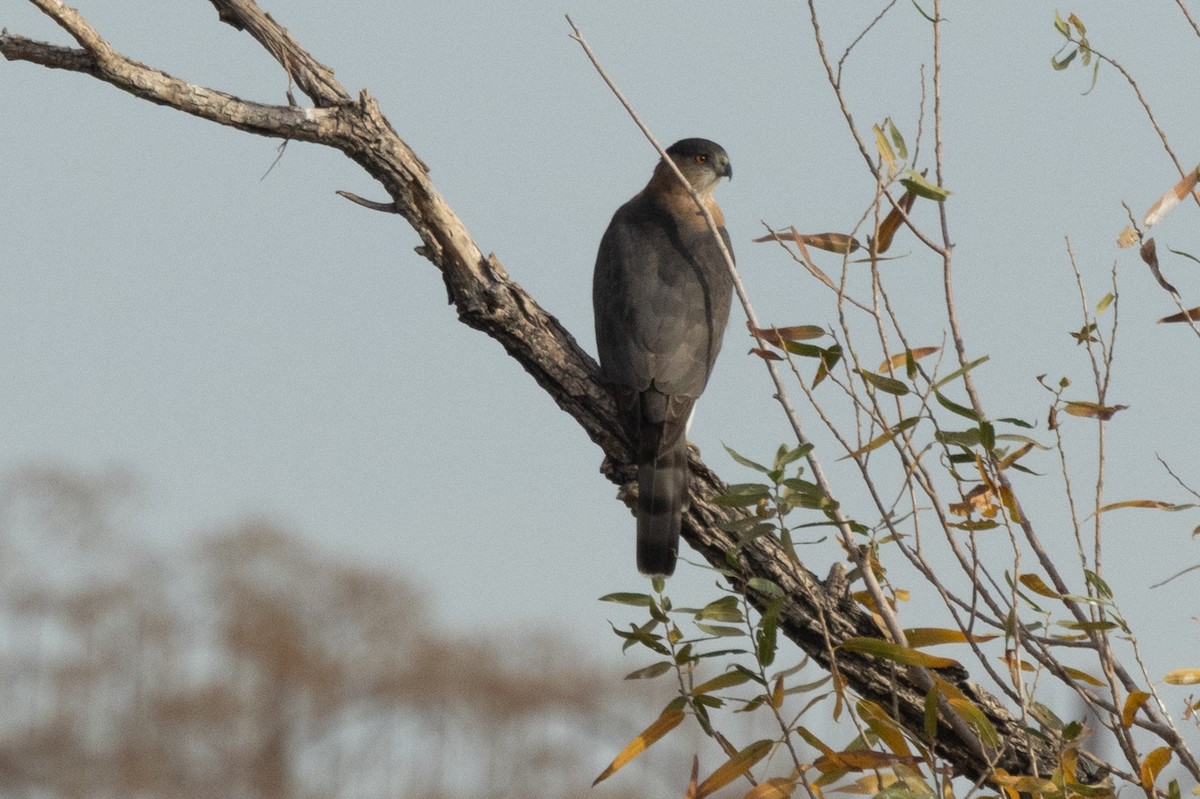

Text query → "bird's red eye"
[694,154,708,164]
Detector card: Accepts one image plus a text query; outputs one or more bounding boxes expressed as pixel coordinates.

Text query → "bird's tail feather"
[636,424,688,576]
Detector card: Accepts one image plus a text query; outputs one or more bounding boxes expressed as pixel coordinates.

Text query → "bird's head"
[664,138,732,193]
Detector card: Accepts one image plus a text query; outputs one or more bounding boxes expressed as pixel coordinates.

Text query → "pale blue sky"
[4,1,1199,685]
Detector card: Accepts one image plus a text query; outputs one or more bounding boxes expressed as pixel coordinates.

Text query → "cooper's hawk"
[593,138,734,576]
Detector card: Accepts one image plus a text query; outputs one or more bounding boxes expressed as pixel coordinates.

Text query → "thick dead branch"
[1,0,1101,788]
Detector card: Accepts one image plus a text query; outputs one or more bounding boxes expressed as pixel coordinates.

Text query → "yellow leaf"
[997,443,1034,471]
[592,707,685,785]
[832,773,897,795]
[873,123,897,172]
[770,674,785,709]
[798,231,862,254]
[813,750,919,773]
[1145,166,1200,227]
[1140,746,1172,792]
[934,676,999,749]
[878,346,939,374]
[1063,401,1128,420]
[740,778,797,799]
[857,699,912,758]
[1164,668,1200,685]
[1116,226,1139,248]
[1018,573,1061,599]
[794,726,838,758]
[841,637,961,669]
[1122,690,1151,728]
[1062,666,1104,687]
[904,627,998,648]
[1096,499,1195,514]
[992,773,1061,794]
[697,739,773,799]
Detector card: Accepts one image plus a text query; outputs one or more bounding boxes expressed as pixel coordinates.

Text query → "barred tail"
[636,425,689,576]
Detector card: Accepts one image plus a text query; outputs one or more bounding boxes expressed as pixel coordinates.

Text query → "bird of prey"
[593,138,734,576]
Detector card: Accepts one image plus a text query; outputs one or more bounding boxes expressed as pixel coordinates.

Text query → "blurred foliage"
[0,465,682,799]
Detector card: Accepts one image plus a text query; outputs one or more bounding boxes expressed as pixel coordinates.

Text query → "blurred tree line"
[0,466,681,798]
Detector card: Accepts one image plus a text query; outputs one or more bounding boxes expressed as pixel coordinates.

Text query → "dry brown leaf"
[1140,238,1179,296]
[877,346,939,374]
[1158,306,1200,324]
[1144,166,1199,227]
[749,323,826,345]
[873,189,917,254]
[1116,226,1139,248]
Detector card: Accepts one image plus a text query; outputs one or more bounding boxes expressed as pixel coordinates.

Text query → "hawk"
[593,138,734,576]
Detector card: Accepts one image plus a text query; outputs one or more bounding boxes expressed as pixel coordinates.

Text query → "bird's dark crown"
[666,138,728,161]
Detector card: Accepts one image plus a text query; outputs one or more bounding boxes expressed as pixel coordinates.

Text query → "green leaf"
[782,340,827,358]
[813,343,843,387]
[712,483,771,508]
[693,670,754,695]
[732,522,779,545]
[612,621,669,655]
[887,117,908,160]
[695,622,747,638]
[696,596,744,623]
[840,416,921,460]
[935,391,980,422]
[858,369,910,395]
[910,0,936,24]
[1084,569,1113,599]
[979,420,996,450]
[757,598,782,668]
[1052,48,1078,70]
[1096,292,1114,314]
[900,169,951,201]
[1167,246,1200,267]
[747,577,785,597]
[947,519,999,531]
[599,592,654,607]
[932,355,989,390]
[724,444,770,474]
[1058,620,1119,632]
[923,687,939,741]
[624,662,673,680]
[935,428,982,449]
[775,442,812,469]
[1053,10,1070,37]
[996,416,1035,429]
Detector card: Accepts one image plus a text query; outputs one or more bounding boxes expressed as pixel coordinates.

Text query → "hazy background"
[3,1,1200,793]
